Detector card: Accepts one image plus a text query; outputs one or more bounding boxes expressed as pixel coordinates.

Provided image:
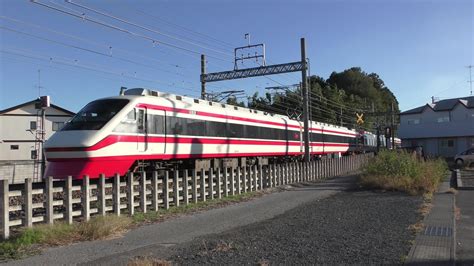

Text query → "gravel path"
[170,189,422,265]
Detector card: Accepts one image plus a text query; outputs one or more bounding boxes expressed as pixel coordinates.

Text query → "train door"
[297,121,304,154]
[137,107,148,152]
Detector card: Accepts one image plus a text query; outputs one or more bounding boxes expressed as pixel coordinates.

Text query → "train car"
[44,88,358,179]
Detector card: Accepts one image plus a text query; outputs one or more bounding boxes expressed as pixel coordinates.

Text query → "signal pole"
[301,38,310,162]
[201,54,206,100]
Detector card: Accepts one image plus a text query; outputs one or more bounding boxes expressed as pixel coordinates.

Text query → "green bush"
[360,150,448,195]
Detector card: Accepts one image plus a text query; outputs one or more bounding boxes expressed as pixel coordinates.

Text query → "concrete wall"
[0,160,43,184]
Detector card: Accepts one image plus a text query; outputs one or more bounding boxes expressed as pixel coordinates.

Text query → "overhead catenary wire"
[0,15,190,70]
[0,49,200,96]
[66,0,235,59]
[0,26,191,78]
[30,0,233,63]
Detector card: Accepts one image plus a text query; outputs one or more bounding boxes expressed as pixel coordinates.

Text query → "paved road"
[457,169,474,265]
[9,175,358,265]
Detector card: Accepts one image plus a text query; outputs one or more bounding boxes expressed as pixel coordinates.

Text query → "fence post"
[248,166,253,191]
[99,174,106,216]
[217,168,222,199]
[224,168,229,197]
[24,178,32,228]
[252,165,257,191]
[274,164,278,186]
[230,167,235,195]
[324,159,327,178]
[290,162,296,184]
[164,171,169,209]
[242,167,247,193]
[44,176,54,224]
[127,173,134,216]
[192,169,198,204]
[351,156,355,171]
[140,172,147,213]
[281,164,285,185]
[236,167,241,194]
[65,176,73,223]
[1,179,9,239]
[183,170,189,205]
[294,163,297,183]
[267,165,272,187]
[258,165,263,190]
[113,174,121,216]
[200,169,206,201]
[173,170,180,207]
[150,171,158,211]
[82,175,90,221]
[209,168,214,200]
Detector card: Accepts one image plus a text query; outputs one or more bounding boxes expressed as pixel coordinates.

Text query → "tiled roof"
[0,99,75,115]
[401,96,474,115]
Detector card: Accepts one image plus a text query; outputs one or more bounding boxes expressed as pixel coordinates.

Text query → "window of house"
[440,139,455,148]
[437,116,450,123]
[30,121,37,130]
[52,122,65,131]
[407,119,420,125]
[31,150,38,159]
[10,145,19,150]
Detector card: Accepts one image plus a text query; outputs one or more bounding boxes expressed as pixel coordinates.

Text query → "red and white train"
[44,88,358,179]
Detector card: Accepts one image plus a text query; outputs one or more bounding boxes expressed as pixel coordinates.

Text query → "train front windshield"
[61,99,129,131]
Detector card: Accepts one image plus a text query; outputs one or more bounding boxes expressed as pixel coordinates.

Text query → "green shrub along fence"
[1,153,373,239]
[360,150,448,195]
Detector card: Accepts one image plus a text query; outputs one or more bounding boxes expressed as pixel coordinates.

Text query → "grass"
[0,215,132,261]
[1,190,264,261]
[359,150,448,195]
[128,256,171,266]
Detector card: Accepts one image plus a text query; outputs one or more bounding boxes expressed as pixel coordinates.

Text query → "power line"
[0,15,190,70]
[135,9,237,50]
[0,26,189,78]
[0,49,200,95]
[66,0,235,59]
[30,0,232,62]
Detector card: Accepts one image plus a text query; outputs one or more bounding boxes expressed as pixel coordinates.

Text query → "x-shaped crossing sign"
[356,113,364,124]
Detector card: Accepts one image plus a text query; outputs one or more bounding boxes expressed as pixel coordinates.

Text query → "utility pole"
[340,107,343,126]
[391,102,395,149]
[201,54,206,100]
[468,65,473,96]
[301,38,310,162]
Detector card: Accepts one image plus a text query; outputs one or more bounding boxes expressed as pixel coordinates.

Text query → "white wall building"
[0,99,74,183]
[398,96,474,158]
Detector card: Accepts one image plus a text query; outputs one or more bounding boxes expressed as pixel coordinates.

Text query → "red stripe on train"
[46,135,349,152]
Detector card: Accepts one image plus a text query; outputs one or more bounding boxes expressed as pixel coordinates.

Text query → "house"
[398,96,474,158]
[0,98,75,183]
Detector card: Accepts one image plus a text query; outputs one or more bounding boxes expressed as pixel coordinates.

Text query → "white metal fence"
[0,153,373,239]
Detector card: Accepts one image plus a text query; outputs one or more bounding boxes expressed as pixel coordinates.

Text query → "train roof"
[120,88,355,132]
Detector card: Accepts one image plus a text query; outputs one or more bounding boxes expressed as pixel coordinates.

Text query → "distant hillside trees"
[246,67,399,131]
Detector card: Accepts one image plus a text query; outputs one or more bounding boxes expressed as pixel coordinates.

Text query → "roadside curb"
[406,177,456,265]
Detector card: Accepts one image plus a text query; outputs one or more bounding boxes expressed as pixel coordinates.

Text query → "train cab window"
[62,99,129,131]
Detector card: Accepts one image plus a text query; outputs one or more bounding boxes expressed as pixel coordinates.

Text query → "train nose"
[45,158,134,179]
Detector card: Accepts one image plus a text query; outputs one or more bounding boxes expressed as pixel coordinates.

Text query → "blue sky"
[0,0,472,112]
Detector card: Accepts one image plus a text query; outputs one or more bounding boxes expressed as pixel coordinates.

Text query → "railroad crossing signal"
[356,113,364,124]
